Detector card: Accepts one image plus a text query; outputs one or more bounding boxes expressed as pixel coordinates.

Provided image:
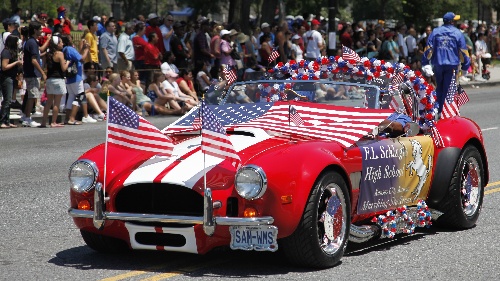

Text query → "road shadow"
[49,225,469,278]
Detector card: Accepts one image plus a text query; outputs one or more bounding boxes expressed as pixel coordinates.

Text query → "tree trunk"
[77,0,86,23]
[240,0,251,34]
[10,0,17,12]
[228,0,242,26]
[89,0,95,20]
[260,0,278,26]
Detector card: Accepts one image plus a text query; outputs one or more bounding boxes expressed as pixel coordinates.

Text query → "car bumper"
[68,183,274,236]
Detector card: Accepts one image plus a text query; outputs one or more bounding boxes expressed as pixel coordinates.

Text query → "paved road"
[1,87,499,280]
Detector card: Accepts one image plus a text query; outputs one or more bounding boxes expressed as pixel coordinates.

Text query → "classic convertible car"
[68,58,488,268]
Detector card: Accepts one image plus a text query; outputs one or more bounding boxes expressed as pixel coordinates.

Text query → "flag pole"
[288,101,292,142]
[103,91,110,197]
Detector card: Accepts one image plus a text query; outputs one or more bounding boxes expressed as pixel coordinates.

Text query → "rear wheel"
[80,230,129,253]
[436,146,484,228]
[281,171,350,268]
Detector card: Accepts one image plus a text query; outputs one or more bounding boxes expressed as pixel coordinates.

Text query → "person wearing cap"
[145,13,166,59]
[162,68,197,111]
[0,19,20,54]
[96,15,107,36]
[380,31,398,62]
[37,13,52,48]
[422,12,470,120]
[219,29,236,68]
[291,34,303,61]
[21,21,46,128]
[99,20,118,70]
[117,22,135,72]
[303,19,323,61]
[53,6,72,35]
[159,14,175,62]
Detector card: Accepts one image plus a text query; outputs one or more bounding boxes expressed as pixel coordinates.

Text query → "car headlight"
[235,165,267,200]
[69,159,98,193]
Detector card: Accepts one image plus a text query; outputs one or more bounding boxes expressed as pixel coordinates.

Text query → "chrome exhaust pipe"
[349,224,381,243]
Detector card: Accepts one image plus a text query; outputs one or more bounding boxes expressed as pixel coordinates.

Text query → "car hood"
[121,128,287,190]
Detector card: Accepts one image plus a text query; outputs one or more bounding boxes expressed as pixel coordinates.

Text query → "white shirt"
[162,80,181,98]
[475,39,488,57]
[397,33,408,57]
[404,35,417,54]
[0,32,11,54]
[117,32,135,60]
[303,30,323,59]
[159,24,172,52]
[196,70,210,91]
[291,43,303,61]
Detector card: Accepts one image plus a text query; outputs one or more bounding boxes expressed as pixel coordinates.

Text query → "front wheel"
[435,146,484,228]
[281,171,351,268]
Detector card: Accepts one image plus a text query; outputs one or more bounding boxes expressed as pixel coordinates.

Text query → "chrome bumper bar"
[68,183,274,236]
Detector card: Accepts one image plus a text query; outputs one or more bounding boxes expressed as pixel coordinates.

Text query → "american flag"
[430,126,445,147]
[223,65,237,85]
[107,97,173,155]
[389,95,400,111]
[456,85,470,107]
[199,100,240,163]
[342,45,361,62]
[192,116,202,130]
[268,48,280,63]
[442,74,459,119]
[389,72,404,93]
[289,105,304,126]
[165,101,393,148]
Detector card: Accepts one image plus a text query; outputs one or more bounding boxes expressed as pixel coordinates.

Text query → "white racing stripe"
[482,127,498,131]
[125,128,272,187]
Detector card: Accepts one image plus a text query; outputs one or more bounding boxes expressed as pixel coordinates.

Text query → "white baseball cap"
[220,29,231,37]
[160,62,172,74]
[261,22,270,29]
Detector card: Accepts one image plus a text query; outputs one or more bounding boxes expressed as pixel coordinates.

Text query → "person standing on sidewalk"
[117,22,135,72]
[0,35,22,128]
[21,22,45,127]
[99,20,118,71]
[422,12,470,120]
[84,19,100,80]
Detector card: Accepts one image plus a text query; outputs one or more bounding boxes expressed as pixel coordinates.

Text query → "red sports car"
[68,60,487,268]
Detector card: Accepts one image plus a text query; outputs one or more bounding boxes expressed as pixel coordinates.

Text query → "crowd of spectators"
[0,6,498,129]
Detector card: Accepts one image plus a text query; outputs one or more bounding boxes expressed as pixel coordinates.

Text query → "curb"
[460,80,500,89]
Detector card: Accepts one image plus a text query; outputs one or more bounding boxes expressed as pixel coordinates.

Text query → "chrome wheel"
[318,183,347,255]
[461,157,482,217]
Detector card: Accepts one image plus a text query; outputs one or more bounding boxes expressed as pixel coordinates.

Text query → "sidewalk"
[460,65,500,89]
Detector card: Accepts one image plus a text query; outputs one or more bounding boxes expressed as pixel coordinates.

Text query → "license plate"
[229,225,278,252]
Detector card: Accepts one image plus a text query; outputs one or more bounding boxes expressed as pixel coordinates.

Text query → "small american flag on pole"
[268,48,280,63]
[342,45,361,62]
[107,97,173,155]
[442,74,459,119]
[223,65,237,85]
[289,105,304,126]
[430,126,445,147]
[456,85,470,108]
[192,116,202,130]
[200,100,240,163]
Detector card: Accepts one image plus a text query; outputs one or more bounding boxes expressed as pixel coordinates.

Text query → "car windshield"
[205,78,398,110]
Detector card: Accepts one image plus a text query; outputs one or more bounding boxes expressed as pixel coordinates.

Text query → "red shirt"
[146,25,165,54]
[53,18,72,35]
[132,36,148,61]
[144,43,161,66]
[38,26,53,47]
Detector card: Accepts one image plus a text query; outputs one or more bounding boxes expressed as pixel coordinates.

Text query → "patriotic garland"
[371,200,432,239]
[266,50,442,135]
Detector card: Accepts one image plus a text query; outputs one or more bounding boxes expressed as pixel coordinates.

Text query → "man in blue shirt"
[422,12,470,120]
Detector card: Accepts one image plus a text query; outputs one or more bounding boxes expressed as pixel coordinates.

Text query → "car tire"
[281,171,350,268]
[80,230,129,253]
[435,146,484,229]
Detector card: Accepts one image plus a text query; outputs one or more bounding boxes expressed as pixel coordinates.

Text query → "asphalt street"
[0,86,499,280]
